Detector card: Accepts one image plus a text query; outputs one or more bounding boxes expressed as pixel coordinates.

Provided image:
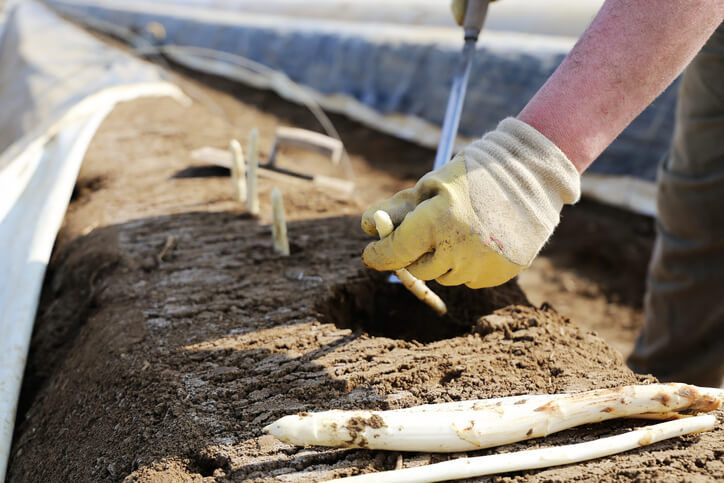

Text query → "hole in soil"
[71,175,105,201]
[173,165,230,178]
[188,448,230,478]
[316,270,530,343]
[289,241,303,255]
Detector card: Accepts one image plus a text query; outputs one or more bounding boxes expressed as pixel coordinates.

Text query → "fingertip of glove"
[360,215,379,237]
[361,242,379,269]
[362,241,393,271]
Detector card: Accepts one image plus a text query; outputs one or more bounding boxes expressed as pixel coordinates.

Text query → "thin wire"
[51,7,355,181]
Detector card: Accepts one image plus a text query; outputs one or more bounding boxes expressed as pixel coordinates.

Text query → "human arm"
[519,0,724,173]
[361,1,724,287]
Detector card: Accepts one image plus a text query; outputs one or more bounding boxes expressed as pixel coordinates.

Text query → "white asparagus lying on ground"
[389,385,724,417]
[329,415,717,483]
[389,393,693,422]
[263,383,720,452]
[389,393,558,413]
[246,128,260,215]
[229,139,246,203]
[271,187,290,256]
[373,210,447,316]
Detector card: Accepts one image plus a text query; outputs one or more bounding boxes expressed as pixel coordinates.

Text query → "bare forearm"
[518,0,724,173]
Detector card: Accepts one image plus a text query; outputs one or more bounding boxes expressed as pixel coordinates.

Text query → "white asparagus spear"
[389,386,724,417]
[373,210,447,316]
[389,393,691,422]
[392,388,724,411]
[271,187,290,256]
[263,383,720,453]
[389,394,557,413]
[246,128,260,216]
[229,139,246,203]
[329,415,717,483]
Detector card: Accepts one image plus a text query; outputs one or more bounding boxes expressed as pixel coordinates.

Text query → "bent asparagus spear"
[373,210,447,316]
[329,415,717,483]
[264,383,720,453]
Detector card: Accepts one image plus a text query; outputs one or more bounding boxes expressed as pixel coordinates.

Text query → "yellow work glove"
[361,118,580,288]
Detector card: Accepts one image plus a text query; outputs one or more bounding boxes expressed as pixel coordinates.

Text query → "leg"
[628,22,724,388]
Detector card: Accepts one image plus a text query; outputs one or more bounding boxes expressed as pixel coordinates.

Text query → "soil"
[7,57,723,482]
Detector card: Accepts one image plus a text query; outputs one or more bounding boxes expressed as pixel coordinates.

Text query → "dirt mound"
[3,212,634,481]
[8,76,723,481]
[11,212,722,482]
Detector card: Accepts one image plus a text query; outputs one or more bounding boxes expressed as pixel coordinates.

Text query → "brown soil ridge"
[11,210,722,481]
[8,86,723,482]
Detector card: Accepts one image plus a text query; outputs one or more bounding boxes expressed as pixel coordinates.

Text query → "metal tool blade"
[389,0,490,283]
[433,37,477,170]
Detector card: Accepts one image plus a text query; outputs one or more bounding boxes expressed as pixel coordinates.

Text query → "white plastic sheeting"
[581,174,657,217]
[51,0,606,38]
[0,2,187,479]
[50,0,665,216]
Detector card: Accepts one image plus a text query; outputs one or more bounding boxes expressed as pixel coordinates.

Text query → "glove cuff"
[495,117,581,206]
[461,117,581,266]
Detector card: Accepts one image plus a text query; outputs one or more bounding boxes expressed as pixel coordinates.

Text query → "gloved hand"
[361,118,580,288]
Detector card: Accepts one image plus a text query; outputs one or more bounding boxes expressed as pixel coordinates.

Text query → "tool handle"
[463,0,490,40]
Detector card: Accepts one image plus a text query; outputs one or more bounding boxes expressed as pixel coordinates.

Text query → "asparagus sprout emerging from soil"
[330,415,717,483]
[263,383,720,453]
[229,138,246,203]
[246,128,260,215]
[373,210,447,316]
[271,187,290,256]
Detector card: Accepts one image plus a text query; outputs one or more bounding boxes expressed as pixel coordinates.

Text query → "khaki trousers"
[628,22,724,387]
